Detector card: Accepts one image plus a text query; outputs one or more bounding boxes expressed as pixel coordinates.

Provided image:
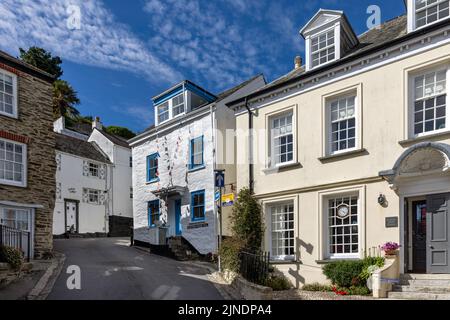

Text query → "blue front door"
[175,200,182,235]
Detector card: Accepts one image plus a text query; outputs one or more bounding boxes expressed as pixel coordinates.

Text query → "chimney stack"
[294,56,303,69]
[92,116,103,130]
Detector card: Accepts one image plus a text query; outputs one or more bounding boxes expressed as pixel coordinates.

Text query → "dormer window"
[153,80,217,126]
[311,29,335,68]
[407,0,450,32]
[157,101,169,123]
[172,93,185,117]
[300,9,358,71]
[416,0,449,28]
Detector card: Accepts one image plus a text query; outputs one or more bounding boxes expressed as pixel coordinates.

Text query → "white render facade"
[130,76,265,255]
[52,117,133,236]
[53,150,110,235]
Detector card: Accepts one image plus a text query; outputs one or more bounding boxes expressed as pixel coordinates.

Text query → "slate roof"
[248,15,408,96]
[55,133,110,163]
[216,74,265,101]
[66,122,92,136]
[0,50,56,82]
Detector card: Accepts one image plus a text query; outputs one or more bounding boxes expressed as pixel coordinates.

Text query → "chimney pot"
[295,56,302,69]
[92,116,103,130]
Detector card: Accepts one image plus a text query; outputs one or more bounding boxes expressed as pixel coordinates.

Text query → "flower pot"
[384,250,398,256]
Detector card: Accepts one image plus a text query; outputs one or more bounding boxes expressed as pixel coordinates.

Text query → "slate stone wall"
[0,64,55,259]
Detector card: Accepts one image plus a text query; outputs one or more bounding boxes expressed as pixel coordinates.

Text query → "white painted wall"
[53,151,110,235]
[89,129,133,219]
[132,111,216,254]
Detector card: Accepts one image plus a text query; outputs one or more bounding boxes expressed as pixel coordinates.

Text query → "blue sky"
[1,0,406,133]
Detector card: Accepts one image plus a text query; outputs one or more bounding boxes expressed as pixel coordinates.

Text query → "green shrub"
[323,260,365,288]
[230,188,264,253]
[348,286,371,296]
[0,246,24,270]
[302,282,333,292]
[219,238,244,272]
[265,275,292,291]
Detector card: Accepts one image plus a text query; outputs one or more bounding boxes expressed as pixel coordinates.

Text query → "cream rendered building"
[227,2,450,289]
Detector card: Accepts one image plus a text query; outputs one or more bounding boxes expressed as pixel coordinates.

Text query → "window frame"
[327,93,358,156]
[326,194,360,259]
[0,206,32,232]
[157,101,170,124]
[269,112,294,167]
[0,138,27,188]
[414,0,450,30]
[319,187,365,261]
[310,28,336,69]
[87,189,100,205]
[190,190,206,222]
[189,136,204,171]
[408,64,449,139]
[268,201,295,261]
[88,162,99,178]
[0,69,18,119]
[172,93,186,118]
[148,200,160,228]
[146,153,159,183]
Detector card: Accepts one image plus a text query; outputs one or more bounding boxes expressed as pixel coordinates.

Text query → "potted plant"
[381,242,401,256]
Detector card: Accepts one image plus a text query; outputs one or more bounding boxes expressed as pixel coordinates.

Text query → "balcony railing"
[0,224,31,262]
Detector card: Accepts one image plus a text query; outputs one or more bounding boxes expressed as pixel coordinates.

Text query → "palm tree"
[52,80,81,119]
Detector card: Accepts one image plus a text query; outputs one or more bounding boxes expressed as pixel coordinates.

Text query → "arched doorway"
[380,142,450,274]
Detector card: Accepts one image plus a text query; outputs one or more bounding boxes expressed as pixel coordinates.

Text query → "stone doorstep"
[387,291,450,300]
[393,285,450,293]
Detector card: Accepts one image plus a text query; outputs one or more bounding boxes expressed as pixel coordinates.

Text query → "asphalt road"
[47,237,223,300]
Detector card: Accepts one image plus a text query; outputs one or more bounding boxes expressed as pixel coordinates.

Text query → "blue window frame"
[148,200,160,227]
[189,136,204,170]
[146,153,159,182]
[191,190,205,222]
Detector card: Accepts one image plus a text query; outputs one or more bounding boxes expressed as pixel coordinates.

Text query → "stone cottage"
[0,50,56,259]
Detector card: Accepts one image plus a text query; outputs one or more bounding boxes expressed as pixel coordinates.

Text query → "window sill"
[146,178,160,185]
[318,148,367,163]
[399,131,450,147]
[262,162,301,174]
[0,111,18,120]
[0,180,27,188]
[315,258,360,264]
[270,259,297,265]
[188,165,206,173]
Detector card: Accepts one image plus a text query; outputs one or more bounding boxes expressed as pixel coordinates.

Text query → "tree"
[105,126,136,139]
[19,47,63,78]
[53,80,80,119]
[230,188,264,253]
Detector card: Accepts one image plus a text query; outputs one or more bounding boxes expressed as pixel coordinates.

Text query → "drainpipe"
[245,97,254,193]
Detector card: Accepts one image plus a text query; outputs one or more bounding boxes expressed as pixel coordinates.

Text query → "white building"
[129,76,265,256]
[53,117,133,236]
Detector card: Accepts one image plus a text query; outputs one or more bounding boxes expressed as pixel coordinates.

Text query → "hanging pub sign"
[221,193,235,207]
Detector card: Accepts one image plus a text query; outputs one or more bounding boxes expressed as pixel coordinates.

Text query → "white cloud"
[0,0,181,84]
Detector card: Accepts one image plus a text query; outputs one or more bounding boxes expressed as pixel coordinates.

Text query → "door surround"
[398,175,450,274]
[64,199,79,233]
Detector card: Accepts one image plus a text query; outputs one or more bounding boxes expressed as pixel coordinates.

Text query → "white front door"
[65,201,78,232]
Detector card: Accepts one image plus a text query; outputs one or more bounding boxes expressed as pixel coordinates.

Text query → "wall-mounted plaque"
[385,217,398,228]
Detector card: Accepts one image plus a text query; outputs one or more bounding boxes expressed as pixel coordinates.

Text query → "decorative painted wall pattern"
[132,113,217,254]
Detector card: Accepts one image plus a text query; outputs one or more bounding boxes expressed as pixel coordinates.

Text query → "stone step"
[393,285,450,293]
[388,291,450,300]
[401,274,450,280]
[400,279,450,286]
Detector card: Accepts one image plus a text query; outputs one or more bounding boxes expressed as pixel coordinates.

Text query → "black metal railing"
[0,224,31,261]
[239,251,270,285]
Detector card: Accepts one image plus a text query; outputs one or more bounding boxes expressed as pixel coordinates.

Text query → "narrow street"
[47,238,224,300]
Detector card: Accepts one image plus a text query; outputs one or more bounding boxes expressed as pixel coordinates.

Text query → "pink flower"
[381,242,401,252]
